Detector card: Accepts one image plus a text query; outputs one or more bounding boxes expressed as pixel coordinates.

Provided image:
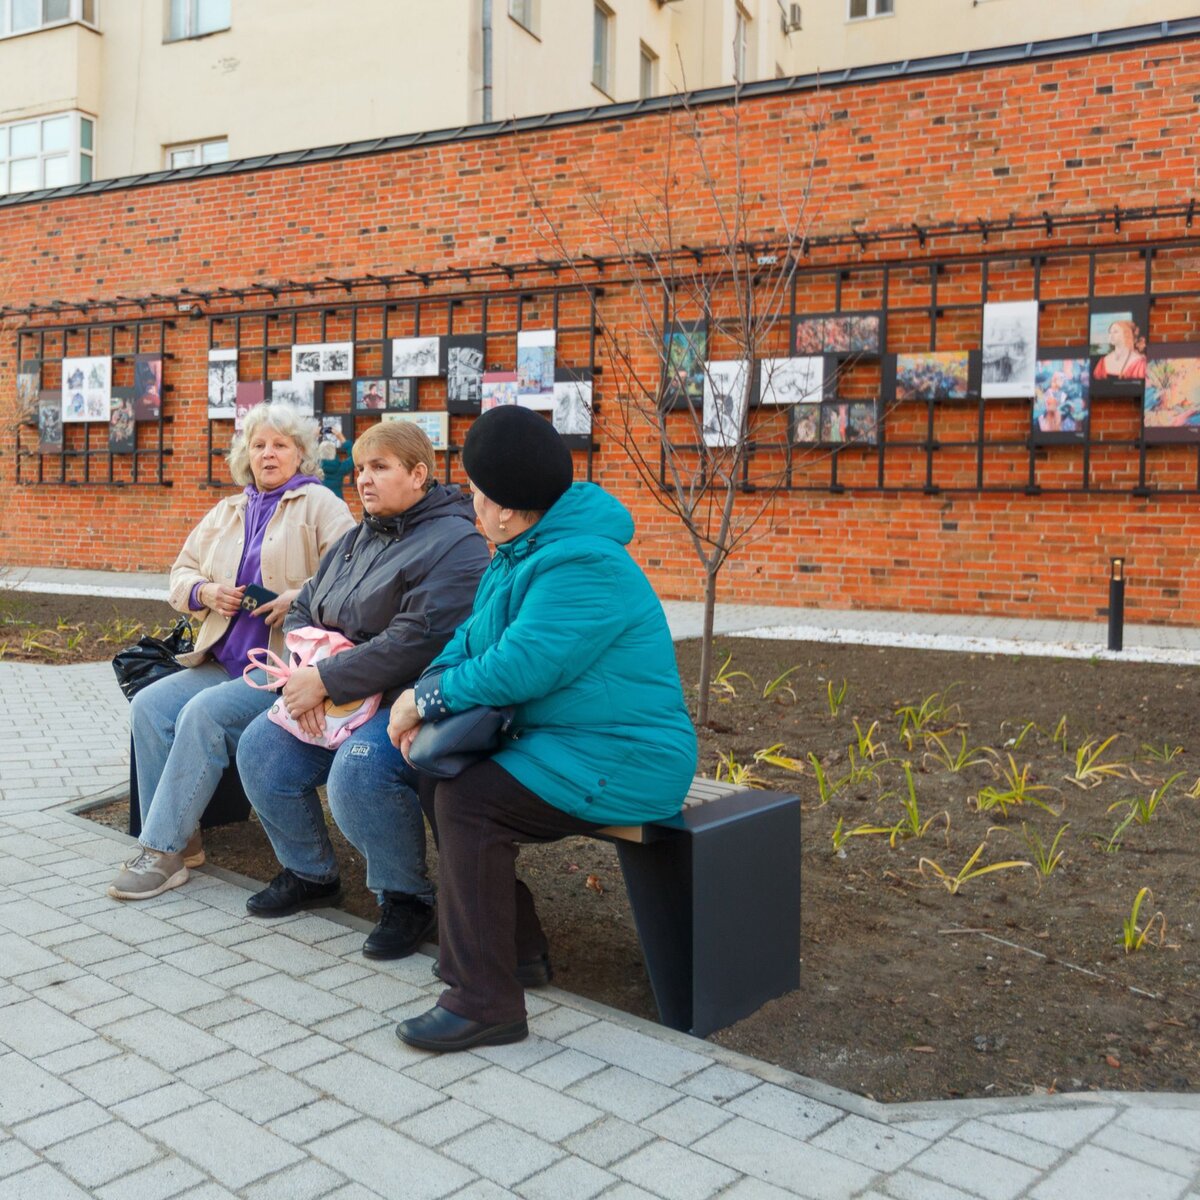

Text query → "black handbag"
[111,616,195,702]
[407,705,515,779]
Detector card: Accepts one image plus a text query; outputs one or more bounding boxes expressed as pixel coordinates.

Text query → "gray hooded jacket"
[285,482,489,704]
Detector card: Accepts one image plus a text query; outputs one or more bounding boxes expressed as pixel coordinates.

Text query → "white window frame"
[0,0,97,39]
[734,3,751,83]
[847,0,893,20]
[0,110,94,195]
[164,137,228,170]
[639,42,657,99]
[592,1,613,96]
[507,0,537,36]
[164,0,229,42]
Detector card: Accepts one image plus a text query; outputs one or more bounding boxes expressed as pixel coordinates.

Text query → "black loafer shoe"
[246,868,341,917]
[363,893,436,960]
[431,953,553,989]
[396,1005,528,1053]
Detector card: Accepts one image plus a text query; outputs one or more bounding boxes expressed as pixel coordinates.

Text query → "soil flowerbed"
[11,588,1198,1104]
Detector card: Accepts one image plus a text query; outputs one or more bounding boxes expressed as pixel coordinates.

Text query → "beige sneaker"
[107,847,188,901]
[183,830,205,869]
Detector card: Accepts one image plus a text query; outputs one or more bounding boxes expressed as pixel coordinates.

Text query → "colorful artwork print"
[702,359,749,448]
[234,382,266,433]
[1032,358,1089,440]
[133,355,163,421]
[38,391,63,452]
[291,342,353,381]
[662,321,707,408]
[62,355,112,422]
[552,369,592,444]
[759,357,824,406]
[1090,308,1148,383]
[207,348,238,418]
[353,379,389,412]
[482,371,520,411]
[383,410,448,451]
[794,314,880,355]
[269,378,317,415]
[821,402,878,445]
[109,388,136,453]
[16,360,40,425]
[896,351,970,401]
[791,404,820,444]
[517,329,556,399]
[1143,357,1200,441]
[391,337,440,377]
[981,300,1038,398]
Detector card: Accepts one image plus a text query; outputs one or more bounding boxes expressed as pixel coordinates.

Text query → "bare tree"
[521,85,828,726]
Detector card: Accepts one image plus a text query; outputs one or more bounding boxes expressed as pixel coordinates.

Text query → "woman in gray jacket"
[236,420,489,960]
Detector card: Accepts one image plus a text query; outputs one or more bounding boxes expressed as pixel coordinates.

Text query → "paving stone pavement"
[2,580,1199,1197]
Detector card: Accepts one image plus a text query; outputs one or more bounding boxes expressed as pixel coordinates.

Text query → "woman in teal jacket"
[388,404,696,1053]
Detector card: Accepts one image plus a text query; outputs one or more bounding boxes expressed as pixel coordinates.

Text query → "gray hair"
[227,402,321,485]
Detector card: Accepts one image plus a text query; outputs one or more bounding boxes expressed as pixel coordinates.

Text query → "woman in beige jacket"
[108,402,355,901]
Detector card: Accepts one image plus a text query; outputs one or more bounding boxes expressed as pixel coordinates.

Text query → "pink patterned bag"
[243,625,381,750]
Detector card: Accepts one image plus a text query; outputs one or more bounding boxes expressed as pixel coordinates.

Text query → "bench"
[595,776,801,1039]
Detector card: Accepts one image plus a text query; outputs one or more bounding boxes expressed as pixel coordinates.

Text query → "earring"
[499,522,507,532]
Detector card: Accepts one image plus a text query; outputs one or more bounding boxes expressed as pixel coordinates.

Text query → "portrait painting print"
[759,356,824,406]
[391,336,440,378]
[353,378,389,413]
[981,300,1038,398]
[1089,296,1148,392]
[552,368,592,446]
[62,355,112,423]
[1032,357,1088,443]
[16,359,40,425]
[1143,352,1200,443]
[207,348,238,418]
[702,359,749,449]
[109,387,136,454]
[482,371,520,411]
[133,354,163,421]
[895,351,970,401]
[662,320,707,409]
[517,329,556,400]
[38,391,63,452]
[791,403,820,445]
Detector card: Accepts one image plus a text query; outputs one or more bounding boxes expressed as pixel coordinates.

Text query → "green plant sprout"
[919,842,1031,895]
[752,744,804,774]
[762,665,802,702]
[1121,886,1167,953]
[1107,772,1183,827]
[1051,715,1069,753]
[1001,720,1037,750]
[710,653,753,700]
[712,750,767,788]
[895,688,960,751]
[1140,742,1183,764]
[924,730,996,774]
[1065,734,1127,789]
[1022,821,1069,877]
[974,754,1056,816]
[852,718,885,761]
[890,761,950,847]
[807,752,847,806]
[826,678,848,718]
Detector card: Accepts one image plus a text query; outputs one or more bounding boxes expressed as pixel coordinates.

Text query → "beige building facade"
[0,0,1192,194]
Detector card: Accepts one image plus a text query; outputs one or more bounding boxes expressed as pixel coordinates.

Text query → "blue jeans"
[236,708,431,902]
[132,663,275,854]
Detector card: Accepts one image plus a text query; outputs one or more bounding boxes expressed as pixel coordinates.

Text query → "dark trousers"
[420,759,602,1024]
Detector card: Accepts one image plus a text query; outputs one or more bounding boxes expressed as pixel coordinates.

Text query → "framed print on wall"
[662,319,708,410]
[383,409,449,451]
[552,368,593,448]
[702,359,749,448]
[891,350,973,401]
[292,341,354,381]
[981,300,1038,399]
[442,335,486,413]
[1031,354,1089,445]
[133,354,163,421]
[207,349,238,419]
[758,356,825,406]
[391,336,440,378]
[62,355,112,422]
[483,371,520,411]
[793,312,881,356]
[1143,346,1200,443]
[37,391,63,452]
[1089,295,1148,395]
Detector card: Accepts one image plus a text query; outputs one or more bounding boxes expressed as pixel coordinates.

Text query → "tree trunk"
[695,566,719,729]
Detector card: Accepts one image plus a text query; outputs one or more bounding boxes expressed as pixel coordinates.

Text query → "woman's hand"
[293,701,327,739]
[200,581,245,619]
[283,665,328,718]
[388,689,422,754]
[255,588,300,628]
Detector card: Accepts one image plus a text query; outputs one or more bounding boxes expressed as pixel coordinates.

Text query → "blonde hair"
[227,402,321,486]
[353,420,435,480]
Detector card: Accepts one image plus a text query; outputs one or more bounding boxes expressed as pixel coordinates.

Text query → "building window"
[508,0,536,35]
[0,111,94,194]
[734,4,750,83]
[165,137,228,169]
[592,1,613,95]
[639,43,657,99]
[0,0,97,37]
[166,0,229,41]
[848,0,893,18]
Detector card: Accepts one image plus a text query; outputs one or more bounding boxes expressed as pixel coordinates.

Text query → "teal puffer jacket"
[424,482,697,825]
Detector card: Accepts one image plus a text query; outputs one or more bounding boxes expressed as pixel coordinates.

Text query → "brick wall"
[1,35,1198,622]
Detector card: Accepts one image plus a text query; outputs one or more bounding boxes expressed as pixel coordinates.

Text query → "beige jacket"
[169,482,356,668]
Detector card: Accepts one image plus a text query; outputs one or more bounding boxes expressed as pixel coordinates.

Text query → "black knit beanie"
[462,405,574,510]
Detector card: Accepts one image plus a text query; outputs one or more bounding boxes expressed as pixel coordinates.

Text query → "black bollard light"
[1108,557,1125,653]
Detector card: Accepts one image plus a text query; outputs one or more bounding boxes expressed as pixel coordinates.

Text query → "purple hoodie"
[190,474,323,678]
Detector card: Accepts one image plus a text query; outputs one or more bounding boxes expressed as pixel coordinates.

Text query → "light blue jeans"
[236,708,431,902]
[132,663,275,854]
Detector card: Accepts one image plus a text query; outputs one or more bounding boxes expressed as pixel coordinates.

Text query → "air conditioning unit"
[781,3,801,33]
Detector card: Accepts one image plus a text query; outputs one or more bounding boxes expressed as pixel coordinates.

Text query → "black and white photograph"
[62,355,112,423]
[391,336,440,378]
[38,391,62,452]
[442,335,486,412]
[17,359,40,425]
[758,356,825,406]
[291,341,354,381]
[981,300,1038,399]
[552,369,592,446]
[702,359,749,448]
[109,387,136,454]
[383,409,448,451]
[207,348,238,419]
[269,378,317,415]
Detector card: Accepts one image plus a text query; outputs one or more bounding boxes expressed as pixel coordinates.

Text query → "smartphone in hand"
[240,584,279,613]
